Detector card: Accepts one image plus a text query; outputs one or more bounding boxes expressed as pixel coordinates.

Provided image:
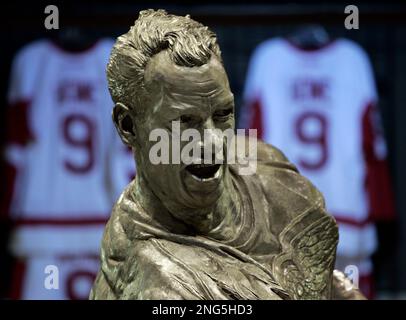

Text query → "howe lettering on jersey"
[57,80,95,104]
[292,78,330,101]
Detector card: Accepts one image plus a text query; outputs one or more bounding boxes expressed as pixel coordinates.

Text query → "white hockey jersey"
[240,38,395,270]
[3,39,135,299]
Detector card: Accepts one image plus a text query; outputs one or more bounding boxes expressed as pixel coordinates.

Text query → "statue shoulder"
[255,140,326,216]
[256,139,292,165]
[231,136,299,179]
[91,185,137,299]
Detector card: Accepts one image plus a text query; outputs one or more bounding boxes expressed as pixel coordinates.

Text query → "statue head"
[107,9,235,229]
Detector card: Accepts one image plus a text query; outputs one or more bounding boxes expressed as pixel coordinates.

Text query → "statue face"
[133,51,235,225]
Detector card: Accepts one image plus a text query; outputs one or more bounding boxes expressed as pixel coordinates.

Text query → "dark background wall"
[1,0,405,297]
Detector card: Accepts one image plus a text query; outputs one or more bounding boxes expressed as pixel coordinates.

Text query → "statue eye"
[213,108,233,120]
[180,115,193,123]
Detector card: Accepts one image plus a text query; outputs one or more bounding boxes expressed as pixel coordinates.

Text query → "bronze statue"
[90,9,365,300]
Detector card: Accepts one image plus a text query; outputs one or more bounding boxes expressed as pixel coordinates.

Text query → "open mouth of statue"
[185,164,221,181]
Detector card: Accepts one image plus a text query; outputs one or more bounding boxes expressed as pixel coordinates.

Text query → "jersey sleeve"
[6,45,37,146]
[357,47,396,222]
[1,44,39,220]
[362,102,396,221]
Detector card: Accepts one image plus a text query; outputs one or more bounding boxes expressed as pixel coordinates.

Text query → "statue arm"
[89,270,117,300]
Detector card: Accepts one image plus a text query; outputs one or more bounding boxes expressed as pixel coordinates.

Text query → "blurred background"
[0,0,405,299]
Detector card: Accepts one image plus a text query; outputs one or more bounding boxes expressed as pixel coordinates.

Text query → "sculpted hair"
[107,9,223,112]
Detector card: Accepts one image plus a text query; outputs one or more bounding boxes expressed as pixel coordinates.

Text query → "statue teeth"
[193,164,208,168]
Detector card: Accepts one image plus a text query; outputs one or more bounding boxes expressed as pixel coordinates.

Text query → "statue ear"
[112,102,136,146]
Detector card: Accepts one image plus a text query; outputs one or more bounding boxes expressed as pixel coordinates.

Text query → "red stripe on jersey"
[362,102,396,221]
[9,258,26,300]
[0,162,17,220]
[333,215,371,228]
[6,100,34,146]
[13,217,108,227]
[2,100,33,219]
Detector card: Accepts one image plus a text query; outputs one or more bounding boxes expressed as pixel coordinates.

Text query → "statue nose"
[199,122,224,164]
[202,118,216,131]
